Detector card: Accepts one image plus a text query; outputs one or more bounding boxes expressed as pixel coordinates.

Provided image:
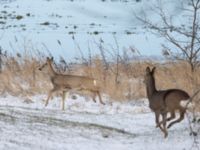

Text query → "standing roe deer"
[39,57,105,110]
[144,66,191,138]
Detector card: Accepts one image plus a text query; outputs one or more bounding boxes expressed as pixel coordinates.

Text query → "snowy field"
[0,0,199,150]
[0,0,181,60]
[0,94,199,150]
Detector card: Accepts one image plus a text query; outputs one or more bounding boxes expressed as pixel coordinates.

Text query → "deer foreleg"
[91,91,97,103]
[45,88,57,107]
[155,111,160,128]
[161,113,168,138]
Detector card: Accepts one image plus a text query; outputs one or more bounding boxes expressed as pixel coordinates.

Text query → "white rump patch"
[93,80,97,86]
[180,99,193,108]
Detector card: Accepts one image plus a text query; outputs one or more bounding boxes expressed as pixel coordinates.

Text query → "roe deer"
[144,66,191,138]
[39,57,105,110]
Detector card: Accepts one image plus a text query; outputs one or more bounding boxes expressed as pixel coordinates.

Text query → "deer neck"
[47,62,56,77]
[146,76,157,99]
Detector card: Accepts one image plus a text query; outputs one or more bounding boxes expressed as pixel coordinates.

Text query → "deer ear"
[50,57,54,61]
[146,66,151,73]
[152,67,156,74]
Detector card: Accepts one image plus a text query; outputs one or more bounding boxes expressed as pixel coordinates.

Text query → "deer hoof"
[167,124,172,129]
[101,102,106,105]
[164,133,168,138]
[156,123,160,128]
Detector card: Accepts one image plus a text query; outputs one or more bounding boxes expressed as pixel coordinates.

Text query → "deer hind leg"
[61,91,66,110]
[158,110,176,126]
[167,109,186,129]
[96,90,105,105]
[61,88,71,110]
[167,111,176,122]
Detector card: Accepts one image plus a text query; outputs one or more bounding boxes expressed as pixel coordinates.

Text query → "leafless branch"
[136,0,200,72]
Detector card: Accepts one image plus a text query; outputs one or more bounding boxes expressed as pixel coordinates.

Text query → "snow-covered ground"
[0,0,178,60]
[0,1,199,149]
[0,94,199,150]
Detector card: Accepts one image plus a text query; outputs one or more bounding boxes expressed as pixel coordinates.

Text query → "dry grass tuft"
[0,52,200,110]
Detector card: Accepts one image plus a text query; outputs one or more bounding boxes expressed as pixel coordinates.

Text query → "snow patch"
[0,94,198,150]
[180,99,193,108]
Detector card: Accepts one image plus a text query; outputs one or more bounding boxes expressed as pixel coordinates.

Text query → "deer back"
[51,74,99,90]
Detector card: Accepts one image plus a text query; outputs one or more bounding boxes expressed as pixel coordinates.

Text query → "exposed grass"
[16,15,23,20]
[40,22,50,26]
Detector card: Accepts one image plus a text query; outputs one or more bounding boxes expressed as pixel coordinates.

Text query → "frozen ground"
[0,94,199,150]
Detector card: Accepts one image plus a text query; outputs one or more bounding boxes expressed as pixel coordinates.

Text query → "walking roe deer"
[39,57,105,110]
[144,66,191,138]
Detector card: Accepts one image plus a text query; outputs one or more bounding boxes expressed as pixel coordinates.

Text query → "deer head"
[39,57,54,71]
[144,66,157,99]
